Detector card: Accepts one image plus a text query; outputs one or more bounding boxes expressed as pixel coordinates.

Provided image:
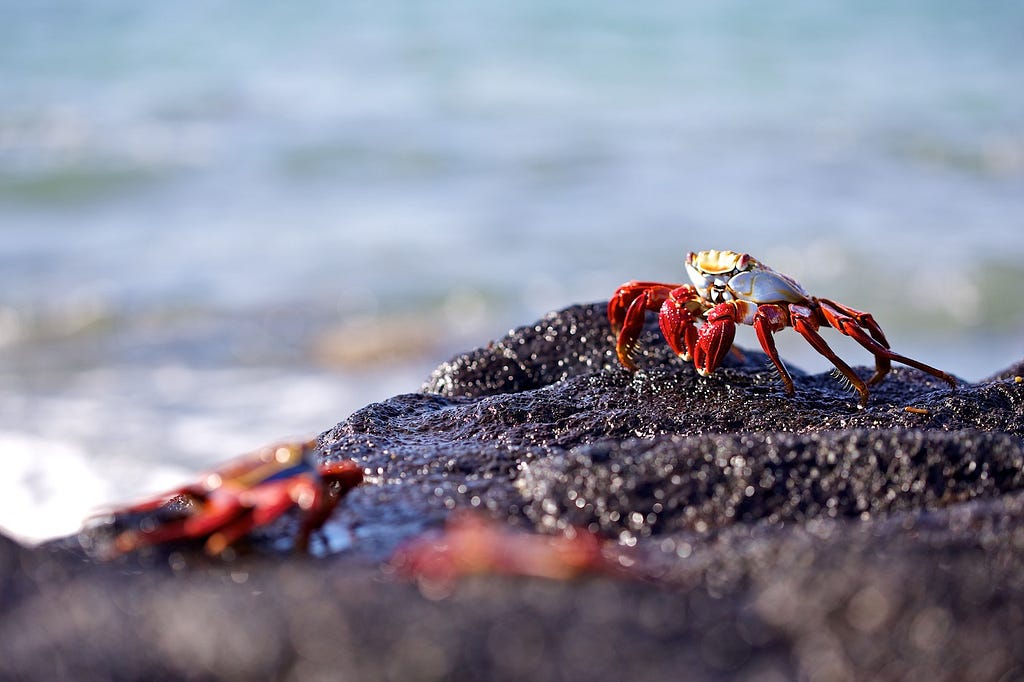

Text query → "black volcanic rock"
[4,302,1024,681]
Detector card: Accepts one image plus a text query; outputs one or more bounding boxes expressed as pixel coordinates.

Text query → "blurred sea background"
[1,1,1022,542]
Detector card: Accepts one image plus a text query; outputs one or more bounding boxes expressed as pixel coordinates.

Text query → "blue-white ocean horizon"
[1,1,1022,540]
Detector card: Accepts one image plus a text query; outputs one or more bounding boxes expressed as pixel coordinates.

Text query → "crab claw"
[692,303,737,376]
[658,285,701,361]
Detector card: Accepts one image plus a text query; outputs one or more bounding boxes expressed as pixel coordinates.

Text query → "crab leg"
[817,301,957,389]
[204,479,326,554]
[609,282,679,371]
[616,294,652,370]
[208,478,330,554]
[751,303,795,396]
[115,495,246,553]
[816,298,892,385]
[789,304,871,406]
[205,509,259,555]
[816,298,890,346]
[240,462,361,552]
[292,478,344,552]
[608,281,682,335]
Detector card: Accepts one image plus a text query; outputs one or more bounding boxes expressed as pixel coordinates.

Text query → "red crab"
[390,513,612,585]
[107,440,363,556]
[609,249,957,406]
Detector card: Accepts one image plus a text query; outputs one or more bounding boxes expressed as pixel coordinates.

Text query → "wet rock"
[5,302,1024,681]
[518,430,1024,538]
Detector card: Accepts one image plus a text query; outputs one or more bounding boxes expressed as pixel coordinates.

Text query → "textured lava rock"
[4,302,1024,681]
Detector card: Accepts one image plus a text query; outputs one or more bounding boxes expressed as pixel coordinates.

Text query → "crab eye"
[737,254,751,270]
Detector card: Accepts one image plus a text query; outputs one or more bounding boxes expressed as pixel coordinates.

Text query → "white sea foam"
[0,434,152,544]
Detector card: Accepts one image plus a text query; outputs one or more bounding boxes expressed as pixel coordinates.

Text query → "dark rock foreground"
[4,303,1024,681]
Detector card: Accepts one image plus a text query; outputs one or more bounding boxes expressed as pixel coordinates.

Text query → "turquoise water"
[1,1,1023,540]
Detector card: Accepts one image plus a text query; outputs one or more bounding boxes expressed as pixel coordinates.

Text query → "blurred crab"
[609,249,957,406]
[106,439,363,556]
[389,513,612,586]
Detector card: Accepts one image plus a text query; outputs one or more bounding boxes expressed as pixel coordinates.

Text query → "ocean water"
[2,1,1022,542]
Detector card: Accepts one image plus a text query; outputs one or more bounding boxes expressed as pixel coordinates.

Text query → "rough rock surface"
[4,303,1024,681]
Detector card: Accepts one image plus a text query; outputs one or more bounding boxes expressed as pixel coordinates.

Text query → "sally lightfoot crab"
[104,440,363,556]
[609,249,957,406]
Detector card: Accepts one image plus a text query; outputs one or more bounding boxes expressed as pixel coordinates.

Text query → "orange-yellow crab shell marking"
[687,250,752,275]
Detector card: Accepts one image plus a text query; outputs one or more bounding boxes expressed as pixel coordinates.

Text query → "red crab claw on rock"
[692,302,738,377]
[102,439,363,557]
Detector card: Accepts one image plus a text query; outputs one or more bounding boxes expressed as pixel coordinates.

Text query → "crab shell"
[684,249,811,309]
